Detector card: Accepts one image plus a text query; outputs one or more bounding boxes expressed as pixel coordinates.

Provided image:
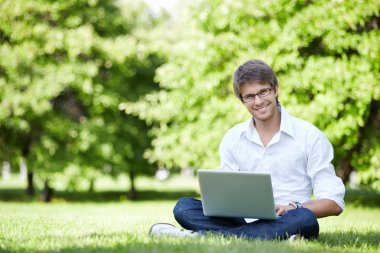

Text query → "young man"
[149,59,345,240]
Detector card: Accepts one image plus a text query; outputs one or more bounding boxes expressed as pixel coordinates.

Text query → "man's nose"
[253,95,264,105]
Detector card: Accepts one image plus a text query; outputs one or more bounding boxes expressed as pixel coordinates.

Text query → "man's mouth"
[254,104,268,112]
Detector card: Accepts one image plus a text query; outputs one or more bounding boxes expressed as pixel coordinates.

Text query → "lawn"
[0,176,379,253]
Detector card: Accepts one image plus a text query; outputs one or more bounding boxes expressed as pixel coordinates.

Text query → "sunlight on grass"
[1,176,380,253]
[1,201,379,253]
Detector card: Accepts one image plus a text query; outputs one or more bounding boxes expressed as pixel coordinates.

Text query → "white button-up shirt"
[218,106,345,210]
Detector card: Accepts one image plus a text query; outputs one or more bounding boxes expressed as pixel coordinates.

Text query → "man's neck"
[254,111,281,147]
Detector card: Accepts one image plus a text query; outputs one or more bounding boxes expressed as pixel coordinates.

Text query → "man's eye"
[259,89,267,95]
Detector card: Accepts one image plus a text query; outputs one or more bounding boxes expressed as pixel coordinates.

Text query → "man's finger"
[276,208,284,216]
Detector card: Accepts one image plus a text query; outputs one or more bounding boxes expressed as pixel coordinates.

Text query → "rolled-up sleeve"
[307,131,345,210]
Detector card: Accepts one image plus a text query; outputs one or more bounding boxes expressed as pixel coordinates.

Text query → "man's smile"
[253,103,270,112]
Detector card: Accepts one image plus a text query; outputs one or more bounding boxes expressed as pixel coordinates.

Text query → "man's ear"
[273,86,279,97]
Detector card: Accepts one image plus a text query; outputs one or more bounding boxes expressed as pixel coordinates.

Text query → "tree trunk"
[127,167,138,200]
[22,135,34,196]
[26,172,34,196]
[88,178,95,192]
[41,180,53,202]
[337,152,355,185]
[338,99,380,184]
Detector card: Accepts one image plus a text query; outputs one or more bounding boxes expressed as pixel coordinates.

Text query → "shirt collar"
[279,106,295,138]
[244,105,295,142]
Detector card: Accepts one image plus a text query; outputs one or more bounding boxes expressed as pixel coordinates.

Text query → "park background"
[0,0,379,252]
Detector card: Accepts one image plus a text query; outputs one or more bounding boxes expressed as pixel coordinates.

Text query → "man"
[149,59,345,240]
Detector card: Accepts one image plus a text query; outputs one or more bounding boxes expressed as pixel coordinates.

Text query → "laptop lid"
[197,169,277,220]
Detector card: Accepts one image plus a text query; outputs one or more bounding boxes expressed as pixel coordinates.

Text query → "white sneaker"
[288,234,304,242]
[149,223,199,237]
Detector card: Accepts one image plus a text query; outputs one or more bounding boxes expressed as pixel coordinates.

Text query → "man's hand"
[275,204,296,216]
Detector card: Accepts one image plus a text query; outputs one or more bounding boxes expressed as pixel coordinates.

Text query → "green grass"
[1,176,380,253]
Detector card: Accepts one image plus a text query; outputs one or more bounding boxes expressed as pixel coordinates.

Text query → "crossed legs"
[173,197,319,240]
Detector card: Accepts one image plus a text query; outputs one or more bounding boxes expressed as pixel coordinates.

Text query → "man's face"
[240,82,278,123]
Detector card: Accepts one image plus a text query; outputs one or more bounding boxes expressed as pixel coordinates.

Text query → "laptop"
[197,169,277,220]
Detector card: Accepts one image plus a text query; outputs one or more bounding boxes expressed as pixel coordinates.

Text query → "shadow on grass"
[319,230,380,248]
[0,188,379,206]
[344,188,380,207]
[7,232,380,253]
[0,188,200,202]
[5,243,284,253]
[4,237,316,253]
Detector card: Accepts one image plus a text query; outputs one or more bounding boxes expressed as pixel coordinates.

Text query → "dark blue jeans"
[173,197,319,240]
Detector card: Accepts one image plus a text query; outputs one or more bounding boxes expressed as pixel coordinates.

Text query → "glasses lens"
[258,88,271,98]
[243,95,254,103]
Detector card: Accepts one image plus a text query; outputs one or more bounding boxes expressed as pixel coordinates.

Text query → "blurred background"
[0,0,379,202]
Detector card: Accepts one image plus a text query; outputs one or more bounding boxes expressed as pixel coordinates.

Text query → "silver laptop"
[197,169,277,220]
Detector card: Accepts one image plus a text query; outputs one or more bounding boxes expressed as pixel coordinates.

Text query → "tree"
[127,0,380,188]
[0,0,98,195]
[0,0,163,199]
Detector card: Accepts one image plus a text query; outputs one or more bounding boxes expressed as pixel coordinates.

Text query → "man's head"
[233,59,278,102]
[233,59,280,123]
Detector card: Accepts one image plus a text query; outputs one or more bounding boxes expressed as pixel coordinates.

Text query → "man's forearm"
[302,199,343,218]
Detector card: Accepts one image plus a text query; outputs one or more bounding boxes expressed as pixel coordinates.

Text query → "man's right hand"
[275,204,296,216]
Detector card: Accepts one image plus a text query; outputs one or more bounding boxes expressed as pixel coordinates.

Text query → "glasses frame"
[240,87,274,103]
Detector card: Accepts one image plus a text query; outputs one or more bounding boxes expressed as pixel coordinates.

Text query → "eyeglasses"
[241,87,273,103]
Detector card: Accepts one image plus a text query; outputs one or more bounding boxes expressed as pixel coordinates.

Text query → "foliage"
[0,0,162,191]
[127,0,380,186]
